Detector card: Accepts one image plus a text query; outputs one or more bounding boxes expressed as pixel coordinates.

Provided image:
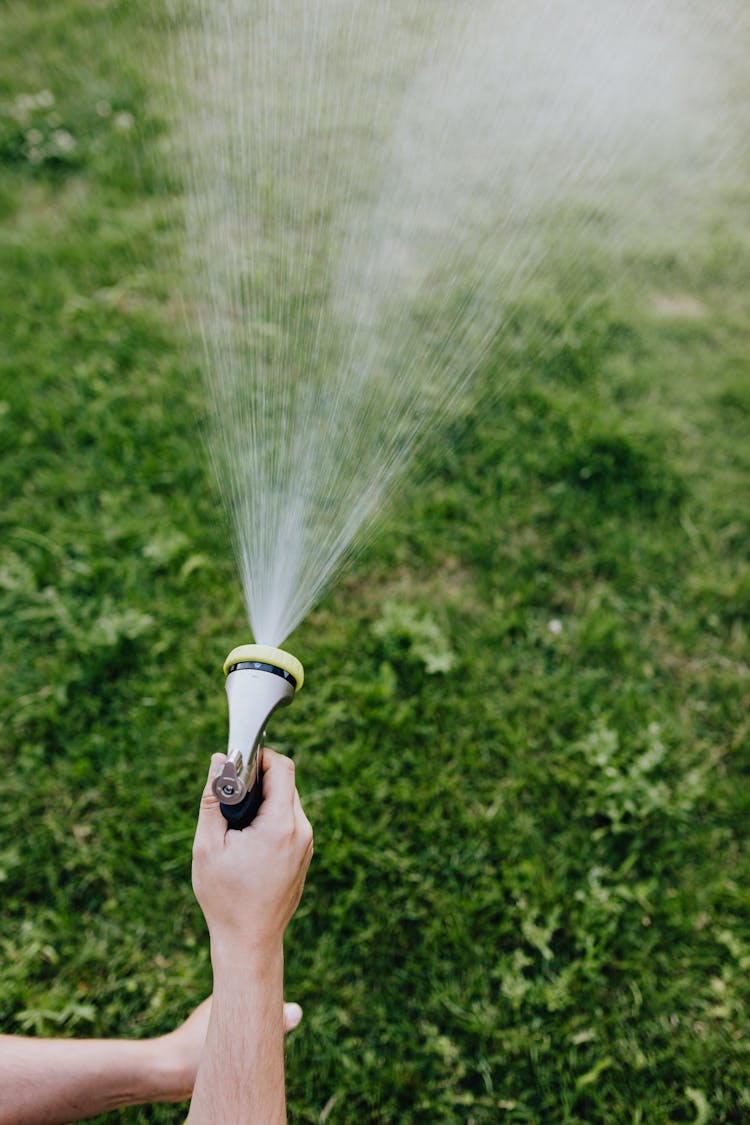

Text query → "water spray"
[212,644,304,830]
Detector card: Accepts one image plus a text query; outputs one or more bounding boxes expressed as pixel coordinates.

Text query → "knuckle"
[269,816,296,843]
[192,830,212,863]
[268,748,294,771]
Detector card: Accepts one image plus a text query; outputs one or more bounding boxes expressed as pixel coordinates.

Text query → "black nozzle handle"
[220,771,263,830]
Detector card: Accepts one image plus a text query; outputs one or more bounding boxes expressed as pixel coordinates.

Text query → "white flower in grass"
[548,618,563,634]
[14,90,54,125]
[52,129,76,153]
[113,111,134,131]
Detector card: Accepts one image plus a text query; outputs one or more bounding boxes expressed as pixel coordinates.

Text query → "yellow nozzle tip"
[223,644,304,690]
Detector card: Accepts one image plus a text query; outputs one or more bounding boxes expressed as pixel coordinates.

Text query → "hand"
[154,996,304,1103]
[192,750,314,963]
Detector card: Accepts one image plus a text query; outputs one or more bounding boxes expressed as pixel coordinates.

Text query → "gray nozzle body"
[212,664,295,806]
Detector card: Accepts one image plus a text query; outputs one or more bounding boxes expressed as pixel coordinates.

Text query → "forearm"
[186,944,286,1125]
[0,1034,175,1125]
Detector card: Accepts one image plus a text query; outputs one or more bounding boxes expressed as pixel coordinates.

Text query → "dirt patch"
[651,293,708,320]
[342,555,479,611]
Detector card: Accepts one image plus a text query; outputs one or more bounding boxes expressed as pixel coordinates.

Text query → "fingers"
[293,787,314,850]
[254,750,313,854]
[194,753,228,848]
[283,1002,303,1033]
[199,747,312,854]
[292,787,303,818]
[256,748,298,825]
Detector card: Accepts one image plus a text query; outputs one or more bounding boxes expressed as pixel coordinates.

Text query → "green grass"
[1,2,749,1123]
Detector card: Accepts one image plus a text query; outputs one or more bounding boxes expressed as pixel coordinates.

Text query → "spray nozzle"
[213,644,303,829]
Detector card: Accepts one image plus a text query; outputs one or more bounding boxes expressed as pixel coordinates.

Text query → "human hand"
[154,995,304,1103]
[192,750,313,964]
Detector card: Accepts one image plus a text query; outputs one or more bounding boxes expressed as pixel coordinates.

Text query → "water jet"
[164,0,748,822]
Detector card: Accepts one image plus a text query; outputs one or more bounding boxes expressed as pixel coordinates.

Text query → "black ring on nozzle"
[226,660,297,688]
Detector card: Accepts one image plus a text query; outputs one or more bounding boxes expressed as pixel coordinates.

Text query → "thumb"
[195,753,228,846]
[283,1002,303,1033]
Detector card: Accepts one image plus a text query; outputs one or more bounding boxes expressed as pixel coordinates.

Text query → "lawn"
[1,2,749,1123]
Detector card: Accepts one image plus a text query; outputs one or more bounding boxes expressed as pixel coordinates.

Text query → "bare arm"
[0,998,303,1125]
[0,1000,211,1125]
[186,750,313,1125]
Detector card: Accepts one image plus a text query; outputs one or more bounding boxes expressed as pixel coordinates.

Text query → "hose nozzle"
[213,644,303,830]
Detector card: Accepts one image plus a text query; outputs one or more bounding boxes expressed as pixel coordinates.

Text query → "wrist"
[115,1038,188,1107]
[143,1037,184,1104]
[210,934,284,980]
